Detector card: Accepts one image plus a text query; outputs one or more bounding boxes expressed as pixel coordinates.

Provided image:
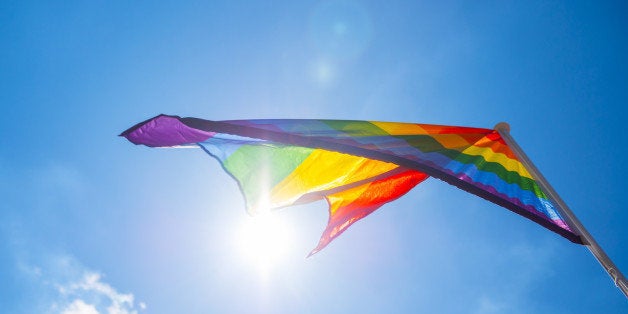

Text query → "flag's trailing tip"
[120,114,214,147]
[119,114,174,137]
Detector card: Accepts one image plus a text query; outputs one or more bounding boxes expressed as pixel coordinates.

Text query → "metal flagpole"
[494,122,628,298]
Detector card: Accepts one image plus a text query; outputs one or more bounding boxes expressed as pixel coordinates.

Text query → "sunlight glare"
[236,212,294,274]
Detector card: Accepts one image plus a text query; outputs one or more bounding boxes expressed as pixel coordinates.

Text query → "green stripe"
[396,135,547,199]
[322,120,389,136]
[223,144,314,210]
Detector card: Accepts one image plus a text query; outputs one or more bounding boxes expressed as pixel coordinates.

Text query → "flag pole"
[494,122,628,298]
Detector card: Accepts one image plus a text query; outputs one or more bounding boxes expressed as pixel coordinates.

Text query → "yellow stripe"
[269,149,397,206]
[428,133,531,178]
[461,145,534,179]
[327,182,371,215]
[429,134,478,150]
[370,121,428,135]
[372,122,487,152]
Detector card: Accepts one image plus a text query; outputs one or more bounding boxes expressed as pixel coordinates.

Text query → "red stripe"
[471,132,519,160]
[309,169,429,256]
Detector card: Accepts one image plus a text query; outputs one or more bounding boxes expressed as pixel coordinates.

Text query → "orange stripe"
[471,132,518,160]
[308,169,428,255]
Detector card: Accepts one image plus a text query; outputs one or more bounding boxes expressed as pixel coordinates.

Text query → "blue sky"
[1,0,628,313]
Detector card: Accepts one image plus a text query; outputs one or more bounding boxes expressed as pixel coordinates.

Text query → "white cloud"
[55,271,140,314]
[61,299,99,314]
[15,253,145,314]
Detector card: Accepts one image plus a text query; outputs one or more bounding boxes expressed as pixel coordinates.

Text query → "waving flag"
[121,114,582,255]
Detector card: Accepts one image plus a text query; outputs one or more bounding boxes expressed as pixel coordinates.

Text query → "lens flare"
[236,213,294,274]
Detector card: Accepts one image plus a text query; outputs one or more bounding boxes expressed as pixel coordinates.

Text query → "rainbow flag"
[121,115,582,255]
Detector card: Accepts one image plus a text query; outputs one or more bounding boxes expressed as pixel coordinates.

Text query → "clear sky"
[1,1,627,313]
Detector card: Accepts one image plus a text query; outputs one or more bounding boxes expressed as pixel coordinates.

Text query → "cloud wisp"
[17,253,145,314]
[54,271,143,314]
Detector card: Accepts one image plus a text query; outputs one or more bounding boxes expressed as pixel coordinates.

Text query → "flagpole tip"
[494,122,510,132]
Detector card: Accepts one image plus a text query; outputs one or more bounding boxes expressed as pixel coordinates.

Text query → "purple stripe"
[552,218,570,230]
[122,115,215,147]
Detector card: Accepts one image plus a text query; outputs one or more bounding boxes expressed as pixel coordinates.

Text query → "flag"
[121,114,582,255]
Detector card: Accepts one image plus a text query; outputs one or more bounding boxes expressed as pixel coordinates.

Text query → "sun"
[236,212,295,274]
